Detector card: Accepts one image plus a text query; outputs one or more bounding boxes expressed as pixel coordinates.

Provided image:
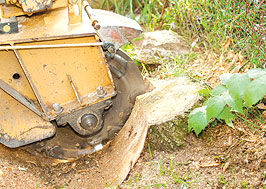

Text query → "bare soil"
[123,121,266,188]
[0,47,265,188]
[1,118,266,188]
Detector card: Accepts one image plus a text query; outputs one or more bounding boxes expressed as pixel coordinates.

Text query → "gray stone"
[134,30,190,64]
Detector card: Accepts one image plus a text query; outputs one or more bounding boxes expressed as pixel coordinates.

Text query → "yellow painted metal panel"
[0,8,95,45]
[0,50,37,101]
[0,89,55,147]
[17,36,115,117]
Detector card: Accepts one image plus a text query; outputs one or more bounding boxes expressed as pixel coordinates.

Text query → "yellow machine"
[0,0,146,159]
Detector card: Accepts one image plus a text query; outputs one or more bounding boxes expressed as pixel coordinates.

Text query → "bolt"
[104,100,112,110]
[52,103,62,114]
[96,86,106,98]
[3,134,9,141]
[80,114,98,130]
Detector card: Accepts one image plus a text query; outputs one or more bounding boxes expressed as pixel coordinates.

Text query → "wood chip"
[0,169,4,177]
[221,37,231,52]
[193,161,200,171]
[223,162,230,173]
[227,50,235,60]
[77,169,90,173]
[241,138,258,143]
[199,162,220,168]
[238,51,244,63]
[219,53,225,65]
[257,103,266,110]
[225,135,233,147]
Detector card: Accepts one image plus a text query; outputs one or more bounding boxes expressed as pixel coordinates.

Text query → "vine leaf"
[188,69,266,137]
[247,68,266,79]
[220,73,232,85]
[188,106,207,136]
[204,96,227,121]
[227,73,250,99]
[244,75,266,107]
[217,106,235,128]
[223,93,243,113]
[210,85,227,96]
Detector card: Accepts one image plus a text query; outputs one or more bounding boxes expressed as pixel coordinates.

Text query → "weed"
[158,156,163,176]
[188,68,266,136]
[241,180,248,188]
[219,164,226,185]
[143,183,166,188]
[167,156,173,175]
[147,143,153,168]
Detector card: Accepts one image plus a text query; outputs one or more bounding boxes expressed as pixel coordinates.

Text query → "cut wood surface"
[80,76,202,187]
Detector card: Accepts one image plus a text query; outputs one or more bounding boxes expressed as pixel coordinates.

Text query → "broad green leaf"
[204,96,227,121]
[222,93,243,113]
[210,85,227,96]
[244,75,266,107]
[188,106,208,136]
[225,119,234,129]
[217,106,235,120]
[220,73,233,85]
[247,68,266,79]
[217,107,235,128]
[227,73,250,99]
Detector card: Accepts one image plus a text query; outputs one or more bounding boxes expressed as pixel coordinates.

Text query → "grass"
[99,0,265,68]
[115,146,198,188]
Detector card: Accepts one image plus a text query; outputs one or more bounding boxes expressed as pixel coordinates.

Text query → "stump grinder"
[0,0,146,159]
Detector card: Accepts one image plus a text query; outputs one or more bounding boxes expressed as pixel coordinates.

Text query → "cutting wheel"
[24,49,146,159]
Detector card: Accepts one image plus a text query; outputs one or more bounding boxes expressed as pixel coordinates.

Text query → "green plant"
[219,164,226,185]
[188,68,266,136]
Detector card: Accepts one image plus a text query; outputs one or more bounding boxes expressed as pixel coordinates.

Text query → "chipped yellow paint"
[17,36,115,118]
[0,50,37,101]
[0,89,55,143]
[68,0,82,25]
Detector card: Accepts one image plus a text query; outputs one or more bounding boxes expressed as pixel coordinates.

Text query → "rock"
[134,30,190,64]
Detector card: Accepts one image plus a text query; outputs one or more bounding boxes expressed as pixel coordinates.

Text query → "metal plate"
[0,89,55,148]
[16,36,116,119]
[0,8,96,45]
[94,9,142,49]
[0,50,37,101]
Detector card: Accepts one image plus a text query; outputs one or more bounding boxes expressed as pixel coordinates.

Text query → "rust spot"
[110,29,123,43]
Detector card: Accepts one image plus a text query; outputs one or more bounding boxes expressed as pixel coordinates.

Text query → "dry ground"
[0,46,265,188]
